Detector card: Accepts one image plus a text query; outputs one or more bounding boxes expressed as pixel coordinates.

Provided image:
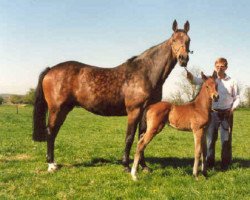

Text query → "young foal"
[131,73,218,180]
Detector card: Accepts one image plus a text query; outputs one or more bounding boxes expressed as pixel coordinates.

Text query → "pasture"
[0,105,249,199]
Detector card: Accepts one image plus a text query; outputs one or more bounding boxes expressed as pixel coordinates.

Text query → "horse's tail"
[32,67,50,142]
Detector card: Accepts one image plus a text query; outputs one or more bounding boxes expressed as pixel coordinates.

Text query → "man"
[187,57,240,170]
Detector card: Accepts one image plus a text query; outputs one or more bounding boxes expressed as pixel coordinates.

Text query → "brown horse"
[33,20,191,172]
[131,72,219,180]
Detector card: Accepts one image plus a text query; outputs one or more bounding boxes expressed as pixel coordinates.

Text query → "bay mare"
[131,73,219,181]
[33,20,191,172]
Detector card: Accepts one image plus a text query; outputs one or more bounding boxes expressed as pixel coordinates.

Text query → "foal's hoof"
[131,175,138,181]
[124,167,131,173]
[48,163,58,172]
[142,166,152,173]
[193,174,199,181]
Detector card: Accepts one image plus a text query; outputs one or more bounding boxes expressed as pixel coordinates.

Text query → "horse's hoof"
[124,167,131,173]
[202,171,208,177]
[131,175,138,181]
[48,163,58,172]
[193,174,199,181]
[142,166,152,173]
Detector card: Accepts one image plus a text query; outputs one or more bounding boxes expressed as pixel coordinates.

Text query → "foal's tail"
[32,67,50,142]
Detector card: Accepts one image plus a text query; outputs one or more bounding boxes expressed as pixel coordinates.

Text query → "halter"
[171,43,193,56]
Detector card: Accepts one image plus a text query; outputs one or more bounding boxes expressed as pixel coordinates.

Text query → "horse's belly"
[81,101,127,116]
[169,112,191,131]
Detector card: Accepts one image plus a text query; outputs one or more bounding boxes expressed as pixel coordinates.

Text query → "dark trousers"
[206,110,233,168]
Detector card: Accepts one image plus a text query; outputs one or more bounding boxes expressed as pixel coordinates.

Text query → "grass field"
[0,105,249,199]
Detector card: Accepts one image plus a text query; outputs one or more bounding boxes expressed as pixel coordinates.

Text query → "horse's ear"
[212,70,217,80]
[201,71,207,81]
[184,21,190,33]
[172,20,178,32]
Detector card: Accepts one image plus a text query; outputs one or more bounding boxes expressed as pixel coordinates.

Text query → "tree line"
[0,88,35,105]
[1,77,250,107]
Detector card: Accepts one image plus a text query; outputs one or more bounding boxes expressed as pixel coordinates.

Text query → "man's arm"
[186,71,203,85]
[231,80,240,111]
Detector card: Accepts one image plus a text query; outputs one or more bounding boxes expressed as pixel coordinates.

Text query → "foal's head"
[201,72,219,101]
[170,20,191,67]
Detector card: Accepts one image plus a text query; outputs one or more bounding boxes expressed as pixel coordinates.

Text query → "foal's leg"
[122,108,141,172]
[193,129,203,179]
[138,110,151,172]
[131,129,156,181]
[201,132,207,177]
[47,105,73,172]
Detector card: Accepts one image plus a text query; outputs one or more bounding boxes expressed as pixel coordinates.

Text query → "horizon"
[1,1,250,98]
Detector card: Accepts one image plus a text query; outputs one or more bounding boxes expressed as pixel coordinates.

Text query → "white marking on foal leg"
[48,162,58,172]
[131,167,138,181]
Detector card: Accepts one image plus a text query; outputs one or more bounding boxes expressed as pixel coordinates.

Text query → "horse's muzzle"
[178,55,189,67]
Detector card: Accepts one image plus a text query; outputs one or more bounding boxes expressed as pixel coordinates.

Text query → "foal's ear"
[172,20,178,32]
[212,70,217,80]
[201,71,208,81]
[184,21,190,33]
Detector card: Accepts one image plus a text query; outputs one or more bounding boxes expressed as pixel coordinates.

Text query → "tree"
[24,88,35,105]
[10,95,24,104]
[10,95,24,114]
[166,67,201,103]
[0,96,3,105]
[244,87,250,107]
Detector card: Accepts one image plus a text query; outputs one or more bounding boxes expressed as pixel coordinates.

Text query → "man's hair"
[215,57,228,67]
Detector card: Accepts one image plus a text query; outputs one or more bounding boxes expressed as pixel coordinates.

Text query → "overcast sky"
[0,0,250,98]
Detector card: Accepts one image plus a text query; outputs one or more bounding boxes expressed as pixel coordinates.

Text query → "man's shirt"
[193,75,240,110]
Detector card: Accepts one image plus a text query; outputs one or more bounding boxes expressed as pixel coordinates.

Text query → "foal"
[131,73,218,180]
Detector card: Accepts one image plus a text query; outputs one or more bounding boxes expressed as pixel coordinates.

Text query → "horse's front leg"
[122,108,141,172]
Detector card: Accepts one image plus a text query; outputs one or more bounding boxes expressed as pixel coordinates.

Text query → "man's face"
[215,62,227,75]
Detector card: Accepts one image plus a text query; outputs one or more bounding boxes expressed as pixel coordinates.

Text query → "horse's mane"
[127,56,138,63]
[189,76,212,102]
[125,41,168,69]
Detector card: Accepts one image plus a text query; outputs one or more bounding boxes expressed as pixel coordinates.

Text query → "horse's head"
[201,72,219,101]
[170,20,191,67]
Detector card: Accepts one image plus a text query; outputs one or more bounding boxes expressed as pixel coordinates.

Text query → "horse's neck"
[194,86,212,113]
[138,40,177,88]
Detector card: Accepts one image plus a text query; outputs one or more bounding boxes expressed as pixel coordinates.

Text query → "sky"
[0,0,250,98]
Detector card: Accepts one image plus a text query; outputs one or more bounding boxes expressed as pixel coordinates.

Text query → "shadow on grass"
[58,156,250,171]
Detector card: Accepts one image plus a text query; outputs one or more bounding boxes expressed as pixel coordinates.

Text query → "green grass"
[0,105,249,199]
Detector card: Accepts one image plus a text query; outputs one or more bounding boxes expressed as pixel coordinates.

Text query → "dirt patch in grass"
[0,154,32,162]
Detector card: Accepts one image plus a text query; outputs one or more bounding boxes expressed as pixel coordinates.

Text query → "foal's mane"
[189,76,212,103]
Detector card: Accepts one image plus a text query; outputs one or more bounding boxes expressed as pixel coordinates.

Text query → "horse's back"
[147,101,172,123]
[42,61,127,115]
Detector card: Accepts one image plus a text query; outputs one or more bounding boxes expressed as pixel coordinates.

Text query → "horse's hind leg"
[131,129,156,181]
[193,129,203,179]
[138,111,151,172]
[47,105,73,172]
